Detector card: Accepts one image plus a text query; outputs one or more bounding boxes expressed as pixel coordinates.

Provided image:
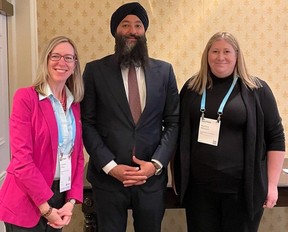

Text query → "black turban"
[110,2,149,37]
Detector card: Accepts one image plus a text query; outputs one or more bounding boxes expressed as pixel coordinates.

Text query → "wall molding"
[0,0,13,16]
[7,0,38,106]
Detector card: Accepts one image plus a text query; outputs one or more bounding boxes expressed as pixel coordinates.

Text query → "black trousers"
[92,185,166,232]
[5,180,66,232]
[184,184,264,232]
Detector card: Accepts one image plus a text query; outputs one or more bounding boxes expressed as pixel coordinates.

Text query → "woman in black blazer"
[174,31,285,232]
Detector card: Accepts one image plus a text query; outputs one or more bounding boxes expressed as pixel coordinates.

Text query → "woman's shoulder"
[243,77,276,103]
[180,77,197,95]
[250,77,272,94]
[14,86,37,96]
[13,86,38,101]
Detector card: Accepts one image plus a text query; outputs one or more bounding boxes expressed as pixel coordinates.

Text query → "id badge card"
[59,155,72,192]
[197,117,221,146]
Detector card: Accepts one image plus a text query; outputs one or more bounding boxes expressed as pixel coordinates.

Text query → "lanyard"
[50,95,76,156]
[200,76,238,122]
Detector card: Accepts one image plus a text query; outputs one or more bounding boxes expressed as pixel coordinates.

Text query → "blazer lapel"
[240,82,257,218]
[103,56,134,124]
[39,98,58,159]
[140,61,159,122]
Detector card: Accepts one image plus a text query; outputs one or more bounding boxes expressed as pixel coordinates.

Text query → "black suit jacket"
[173,78,285,219]
[81,54,179,192]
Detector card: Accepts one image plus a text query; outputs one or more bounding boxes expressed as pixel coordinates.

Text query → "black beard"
[114,34,149,68]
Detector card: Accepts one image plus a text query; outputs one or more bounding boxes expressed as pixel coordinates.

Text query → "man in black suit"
[81,2,179,232]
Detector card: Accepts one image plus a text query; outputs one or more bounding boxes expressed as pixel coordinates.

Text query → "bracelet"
[42,206,52,217]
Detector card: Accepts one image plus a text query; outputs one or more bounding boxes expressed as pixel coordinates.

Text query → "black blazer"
[81,54,179,192]
[173,78,285,219]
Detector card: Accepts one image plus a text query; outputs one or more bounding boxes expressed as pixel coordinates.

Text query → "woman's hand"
[57,201,74,225]
[46,208,67,229]
[263,184,278,209]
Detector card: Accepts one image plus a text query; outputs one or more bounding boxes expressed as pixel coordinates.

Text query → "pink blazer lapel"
[39,98,58,158]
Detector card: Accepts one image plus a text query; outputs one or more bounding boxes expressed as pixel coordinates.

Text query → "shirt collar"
[39,84,74,107]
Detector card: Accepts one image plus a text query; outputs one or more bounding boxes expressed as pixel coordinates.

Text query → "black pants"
[92,185,166,232]
[5,180,66,232]
[184,184,264,232]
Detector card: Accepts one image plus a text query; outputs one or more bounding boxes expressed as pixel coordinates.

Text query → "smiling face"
[47,42,76,87]
[114,14,148,68]
[116,14,145,50]
[208,39,237,78]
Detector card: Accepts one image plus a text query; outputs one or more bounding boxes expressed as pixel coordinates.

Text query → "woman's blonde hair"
[33,36,84,102]
[188,31,261,94]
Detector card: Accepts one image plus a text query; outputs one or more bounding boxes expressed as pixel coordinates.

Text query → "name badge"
[197,117,221,146]
[59,155,72,192]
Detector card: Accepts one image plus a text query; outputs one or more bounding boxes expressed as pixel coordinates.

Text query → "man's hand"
[131,156,156,178]
[109,164,147,186]
[109,156,158,187]
[122,156,156,187]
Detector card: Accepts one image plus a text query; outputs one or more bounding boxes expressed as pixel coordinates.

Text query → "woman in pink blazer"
[0,36,84,231]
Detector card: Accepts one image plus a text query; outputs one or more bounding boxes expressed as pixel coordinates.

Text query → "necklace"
[59,89,67,111]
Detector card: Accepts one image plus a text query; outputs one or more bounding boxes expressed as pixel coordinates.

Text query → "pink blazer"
[0,87,84,227]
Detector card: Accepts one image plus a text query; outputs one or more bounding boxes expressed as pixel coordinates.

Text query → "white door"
[0,13,9,232]
[0,14,10,189]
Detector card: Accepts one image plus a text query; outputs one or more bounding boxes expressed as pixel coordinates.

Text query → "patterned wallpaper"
[36,0,288,231]
[37,0,288,144]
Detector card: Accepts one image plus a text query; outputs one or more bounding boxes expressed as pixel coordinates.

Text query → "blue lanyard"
[200,76,238,122]
[51,97,76,155]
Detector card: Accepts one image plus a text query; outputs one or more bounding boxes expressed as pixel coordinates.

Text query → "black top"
[190,74,246,193]
[174,74,285,218]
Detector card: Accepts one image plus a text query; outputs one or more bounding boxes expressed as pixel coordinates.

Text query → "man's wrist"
[103,160,118,174]
[151,160,163,175]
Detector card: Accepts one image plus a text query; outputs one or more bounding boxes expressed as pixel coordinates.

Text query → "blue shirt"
[39,84,75,179]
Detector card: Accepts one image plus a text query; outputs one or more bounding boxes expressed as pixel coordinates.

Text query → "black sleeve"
[257,80,285,151]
